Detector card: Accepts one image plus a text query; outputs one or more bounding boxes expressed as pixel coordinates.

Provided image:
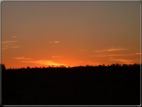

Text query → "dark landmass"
[2,64,140,105]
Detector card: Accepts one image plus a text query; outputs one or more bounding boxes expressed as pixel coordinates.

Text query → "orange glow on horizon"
[1,2,140,69]
[3,60,140,69]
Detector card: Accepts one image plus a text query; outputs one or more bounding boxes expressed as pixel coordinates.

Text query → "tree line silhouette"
[1,63,141,70]
[2,63,140,105]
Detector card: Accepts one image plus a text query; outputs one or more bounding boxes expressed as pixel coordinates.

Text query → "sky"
[1,1,141,69]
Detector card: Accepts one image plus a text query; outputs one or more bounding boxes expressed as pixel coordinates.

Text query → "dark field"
[2,64,140,105]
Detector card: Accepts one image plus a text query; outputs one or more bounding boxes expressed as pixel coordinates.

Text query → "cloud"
[12,36,16,38]
[2,45,20,50]
[93,48,127,52]
[2,45,9,50]
[78,49,86,52]
[135,53,142,55]
[48,41,59,43]
[109,58,133,64]
[2,41,17,44]
[52,56,61,58]
[54,41,59,43]
[21,60,67,66]
[91,54,133,57]
[14,57,31,60]
[79,61,84,62]
[11,46,20,48]
[2,48,7,50]
[107,48,127,52]
[91,52,142,57]
[2,41,19,50]
[86,60,100,65]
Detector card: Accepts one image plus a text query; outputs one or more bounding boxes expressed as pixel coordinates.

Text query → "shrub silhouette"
[0,64,6,70]
[27,66,30,69]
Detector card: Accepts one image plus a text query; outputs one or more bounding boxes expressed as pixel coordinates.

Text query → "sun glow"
[20,60,68,68]
[45,62,67,67]
[2,2,140,69]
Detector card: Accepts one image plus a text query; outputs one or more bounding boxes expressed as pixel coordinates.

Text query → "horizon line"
[1,63,141,70]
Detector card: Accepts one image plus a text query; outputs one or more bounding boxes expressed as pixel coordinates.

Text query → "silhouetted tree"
[123,64,128,67]
[27,66,30,69]
[111,64,116,67]
[1,64,6,70]
[116,63,121,67]
[98,65,102,67]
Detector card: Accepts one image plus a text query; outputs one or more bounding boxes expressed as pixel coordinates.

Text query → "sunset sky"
[1,1,141,69]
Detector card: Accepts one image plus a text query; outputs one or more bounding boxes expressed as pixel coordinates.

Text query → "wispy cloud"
[48,41,59,43]
[135,53,142,55]
[12,36,16,38]
[2,41,17,44]
[107,48,127,52]
[21,60,67,66]
[86,60,100,65]
[2,48,7,50]
[52,56,62,58]
[109,58,133,64]
[91,54,133,57]
[54,41,59,43]
[2,45,8,50]
[91,52,142,57]
[79,61,84,62]
[78,49,87,52]
[13,57,31,60]
[93,48,127,52]
[2,45,20,50]
[11,46,20,48]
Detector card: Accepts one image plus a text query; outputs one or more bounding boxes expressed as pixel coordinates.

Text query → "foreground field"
[2,64,140,105]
